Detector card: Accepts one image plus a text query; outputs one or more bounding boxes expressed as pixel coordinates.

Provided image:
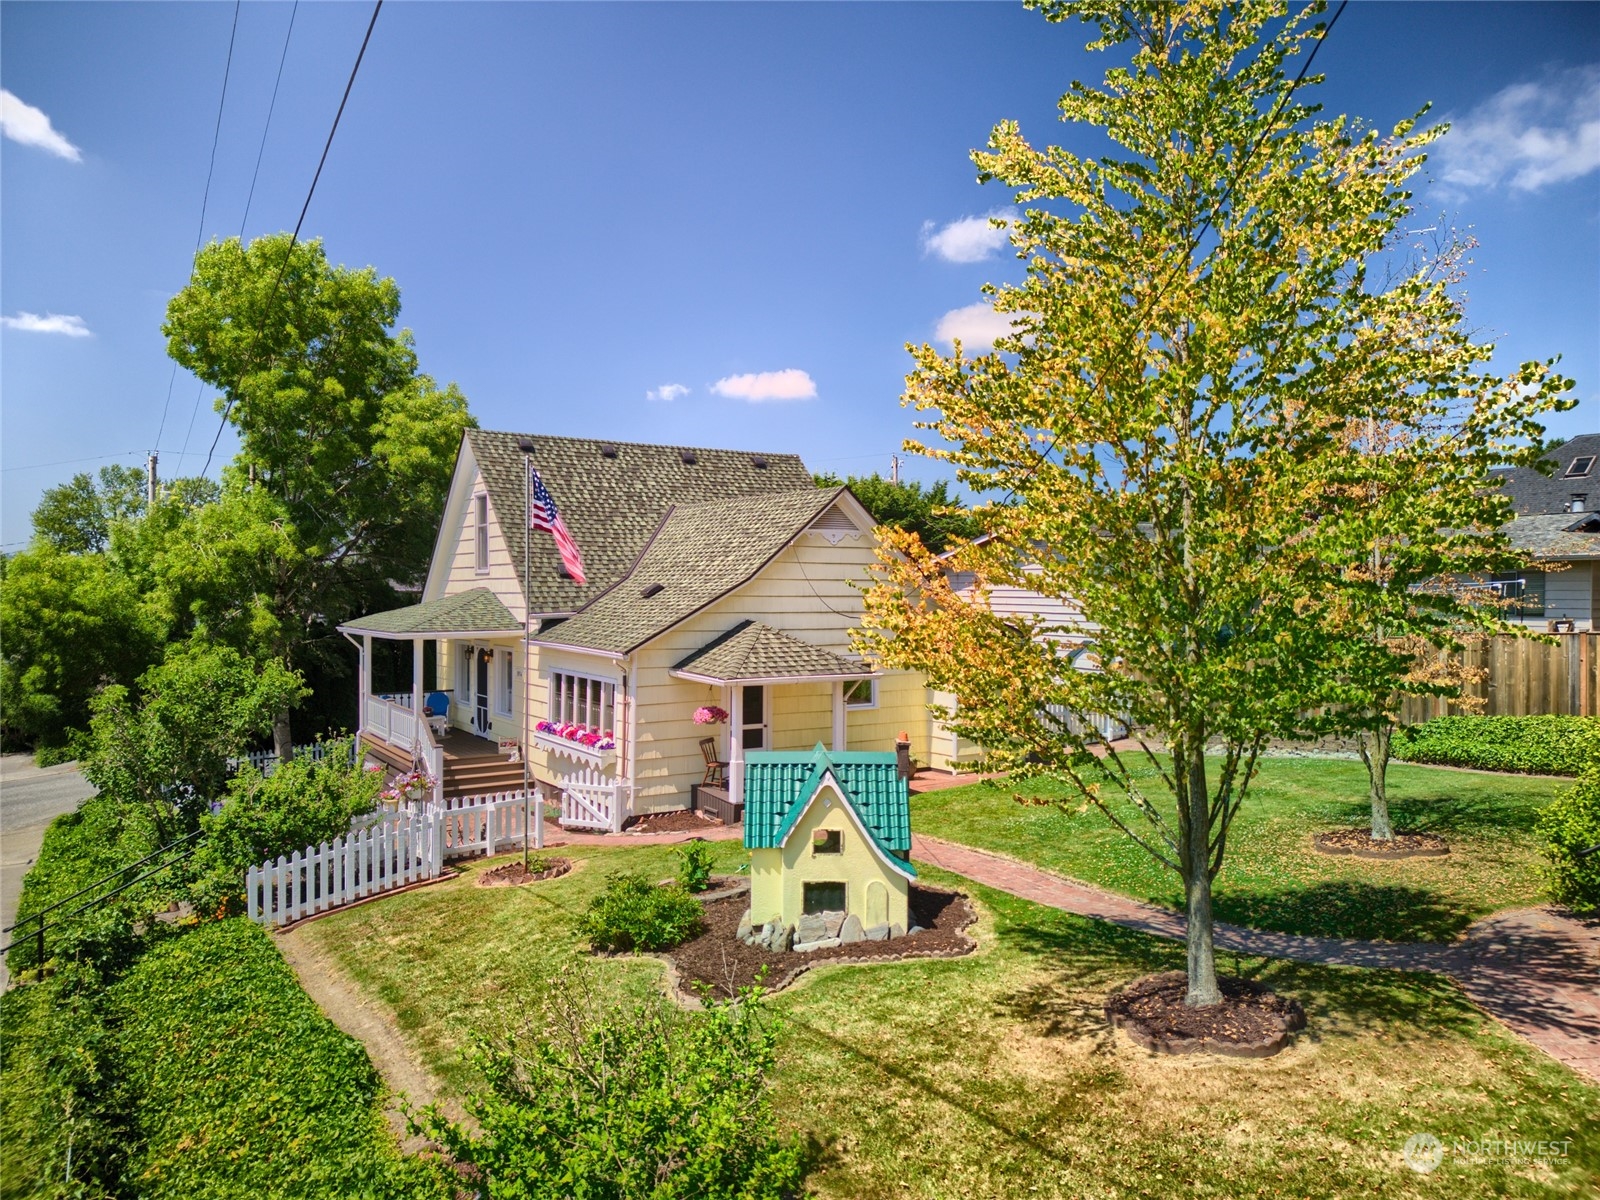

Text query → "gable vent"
[600,443,619,459]
[809,503,862,545]
[750,454,768,469]
[680,449,698,466]
[640,582,665,598]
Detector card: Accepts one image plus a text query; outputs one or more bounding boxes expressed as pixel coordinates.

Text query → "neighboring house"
[1491,434,1600,632]
[744,745,914,942]
[338,430,934,828]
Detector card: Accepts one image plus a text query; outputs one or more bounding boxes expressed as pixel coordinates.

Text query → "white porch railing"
[558,767,628,833]
[363,694,445,805]
[246,810,443,927]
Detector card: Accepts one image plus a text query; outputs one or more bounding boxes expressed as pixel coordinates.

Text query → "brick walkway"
[912,834,1600,1083]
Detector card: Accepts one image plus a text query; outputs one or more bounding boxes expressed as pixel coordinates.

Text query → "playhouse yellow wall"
[748,782,910,931]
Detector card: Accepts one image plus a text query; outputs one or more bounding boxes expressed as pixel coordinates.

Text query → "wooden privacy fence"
[1401,633,1600,722]
[247,810,443,928]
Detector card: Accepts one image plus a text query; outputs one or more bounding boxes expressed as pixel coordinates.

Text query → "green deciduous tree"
[813,472,979,553]
[163,234,474,754]
[31,464,149,554]
[859,0,1571,1007]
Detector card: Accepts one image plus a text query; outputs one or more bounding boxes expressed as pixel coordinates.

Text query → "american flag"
[527,462,587,585]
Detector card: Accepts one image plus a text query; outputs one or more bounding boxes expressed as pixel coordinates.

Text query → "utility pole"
[890,454,901,486]
[146,452,159,504]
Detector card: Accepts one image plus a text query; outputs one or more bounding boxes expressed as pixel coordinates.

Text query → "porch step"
[443,758,525,797]
[359,733,411,774]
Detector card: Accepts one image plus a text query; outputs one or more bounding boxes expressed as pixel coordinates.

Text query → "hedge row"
[1393,715,1600,776]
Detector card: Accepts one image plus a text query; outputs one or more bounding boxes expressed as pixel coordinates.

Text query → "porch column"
[412,637,425,731]
[360,634,373,731]
[831,680,847,752]
[728,684,745,810]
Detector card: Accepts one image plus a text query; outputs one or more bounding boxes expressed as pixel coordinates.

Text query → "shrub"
[1392,715,1600,776]
[676,839,716,893]
[418,968,806,1200]
[1538,765,1600,915]
[579,872,704,952]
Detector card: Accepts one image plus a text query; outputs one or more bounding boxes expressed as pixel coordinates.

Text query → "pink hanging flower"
[693,705,729,725]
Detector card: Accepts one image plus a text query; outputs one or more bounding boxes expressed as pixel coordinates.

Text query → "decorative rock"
[775,924,794,952]
[823,911,846,939]
[736,910,753,942]
[889,923,906,940]
[839,914,865,944]
[864,923,890,942]
[796,912,830,943]
[793,936,842,953]
[907,925,925,936]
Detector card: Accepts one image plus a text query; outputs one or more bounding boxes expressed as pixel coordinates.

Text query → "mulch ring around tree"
[476,856,573,887]
[663,885,978,1001]
[623,809,725,835]
[1105,971,1307,1058]
[1312,829,1450,860]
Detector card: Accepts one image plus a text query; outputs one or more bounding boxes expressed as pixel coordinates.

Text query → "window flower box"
[534,720,617,770]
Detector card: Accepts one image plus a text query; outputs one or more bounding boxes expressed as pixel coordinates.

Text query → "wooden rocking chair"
[699,737,728,787]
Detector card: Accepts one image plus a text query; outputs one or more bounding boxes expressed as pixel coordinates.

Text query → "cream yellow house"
[744,746,913,940]
[338,430,936,829]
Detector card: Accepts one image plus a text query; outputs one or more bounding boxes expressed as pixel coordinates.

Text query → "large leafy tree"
[31,464,149,554]
[163,234,474,754]
[813,472,979,553]
[859,0,1570,1007]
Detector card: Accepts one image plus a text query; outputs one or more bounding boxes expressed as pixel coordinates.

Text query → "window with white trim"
[844,678,877,708]
[473,493,489,573]
[548,671,617,733]
[495,649,514,716]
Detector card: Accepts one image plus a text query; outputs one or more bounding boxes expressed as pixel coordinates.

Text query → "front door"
[740,685,767,751]
[475,649,492,734]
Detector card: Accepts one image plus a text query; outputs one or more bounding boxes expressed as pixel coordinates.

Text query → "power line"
[200,0,384,480]
[154,0,242,454]
[2,451,142,474]
[178,2,301,473]
[997,0,1349,500]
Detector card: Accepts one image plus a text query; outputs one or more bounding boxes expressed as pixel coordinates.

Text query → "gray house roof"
[1505,512,1600,562]
[338,588,524,637]
[464,429,813,615]
[1492,434,1600,517]
[534,486,846,656]
[671,620,869,684]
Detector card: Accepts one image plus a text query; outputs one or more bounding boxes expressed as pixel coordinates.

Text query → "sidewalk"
[912,833,1600,1083]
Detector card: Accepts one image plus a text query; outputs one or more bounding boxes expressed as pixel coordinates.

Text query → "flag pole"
[521,450,534,866]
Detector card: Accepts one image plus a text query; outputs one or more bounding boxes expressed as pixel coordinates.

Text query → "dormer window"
[1564,456,1595,478]
[474,493,489,572]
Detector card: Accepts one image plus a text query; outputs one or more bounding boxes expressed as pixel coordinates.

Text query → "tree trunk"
[1180,747,1222,1007]
[273,708,294,763]
[1357,725,1394,840]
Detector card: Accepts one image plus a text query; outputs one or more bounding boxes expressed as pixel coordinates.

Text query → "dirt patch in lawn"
[1312,829,1450,859]
[477,857,573,887]
[1105,970,1307,1058]
[624,809,725,835]
[661,884,977,1001]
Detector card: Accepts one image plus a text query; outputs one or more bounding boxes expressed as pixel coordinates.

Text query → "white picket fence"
[230,741,350,778]
[558,767,628,833]
[1044,704,1131,744]
[433,790,541,858]
[246,809,443,928]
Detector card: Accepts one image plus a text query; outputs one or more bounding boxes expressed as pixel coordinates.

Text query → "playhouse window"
[812,829,842,855]
[803,881,846,914]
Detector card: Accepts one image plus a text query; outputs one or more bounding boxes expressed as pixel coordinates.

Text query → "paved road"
[1,753,95,986]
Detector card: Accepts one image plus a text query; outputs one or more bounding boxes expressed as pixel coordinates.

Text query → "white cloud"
[1431,65,1600,193]
[934,302,1023,352]
[709,368,817,403]
[921,208,1017,263]
[0,90,82,162]
[647,383,689,402]
[1,311,91,337]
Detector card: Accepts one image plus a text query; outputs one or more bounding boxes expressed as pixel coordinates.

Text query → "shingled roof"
[672,620,869,683]
[464,429,812,615]
[1505,512,1600,561]
[1492,434,1600,518]
[743,745,914,875]
[533,486,845,656]
[338,588,524,637]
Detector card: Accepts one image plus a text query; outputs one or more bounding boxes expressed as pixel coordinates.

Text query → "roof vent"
[556,565,574,579]
[1570,494,1589,514]
[680,449,698,466]
[751,454,768,469]
[516,436,536,454]
[600,443,619,459]
[809,503,861,545]
[640,582,665,599]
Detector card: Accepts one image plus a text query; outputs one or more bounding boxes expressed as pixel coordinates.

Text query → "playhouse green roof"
[743,745,913,874]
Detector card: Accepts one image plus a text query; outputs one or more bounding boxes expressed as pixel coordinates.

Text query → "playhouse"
[743,745,914,942]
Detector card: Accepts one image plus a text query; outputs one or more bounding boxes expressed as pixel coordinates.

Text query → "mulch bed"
[477,857,573,887]
[1312,829,1450,860]
[623,809,725,835]
[662,884,978,1001]
[1105,971,1307,1058]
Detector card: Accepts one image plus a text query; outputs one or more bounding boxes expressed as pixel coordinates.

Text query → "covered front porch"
[671,620,876,821]
[338,588,529,803]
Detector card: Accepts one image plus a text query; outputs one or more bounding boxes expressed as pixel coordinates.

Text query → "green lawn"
[303,843,1600,1199]
[913,757,1565,942]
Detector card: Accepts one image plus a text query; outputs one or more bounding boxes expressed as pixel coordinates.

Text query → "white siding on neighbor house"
[966,564,1099,638]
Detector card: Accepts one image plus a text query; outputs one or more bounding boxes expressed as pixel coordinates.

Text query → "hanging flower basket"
[693,705,729,725]
[381,768,434,807]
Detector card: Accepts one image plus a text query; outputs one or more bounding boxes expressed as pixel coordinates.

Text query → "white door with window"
[740,685,767,751]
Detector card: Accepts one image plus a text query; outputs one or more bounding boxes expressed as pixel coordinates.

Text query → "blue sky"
[3,1,1597,549]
